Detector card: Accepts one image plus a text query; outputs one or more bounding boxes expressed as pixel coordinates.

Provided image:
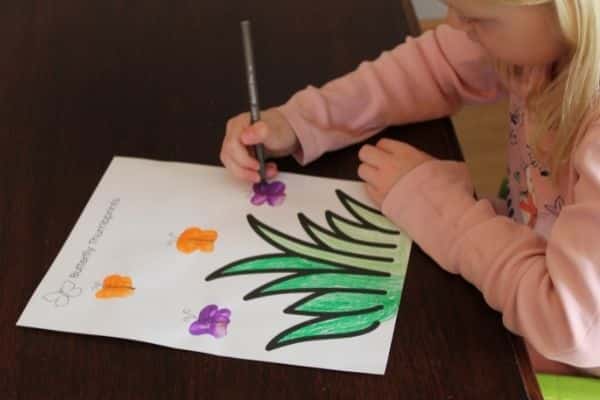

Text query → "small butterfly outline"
[167,232,177,247]
[182,308,197,322]
[43,280,82,307]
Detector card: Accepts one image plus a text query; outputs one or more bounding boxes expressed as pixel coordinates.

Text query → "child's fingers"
[265,162,278,179]
[220,153,260,182]
[226,138,260,170]
[357,163,379,186]
[376,138,415,156]
[365,183,384,207]
[358,144,390,167]
[241,121,269,145]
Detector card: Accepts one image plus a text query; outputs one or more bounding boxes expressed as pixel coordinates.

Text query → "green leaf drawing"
[206,190,411,350]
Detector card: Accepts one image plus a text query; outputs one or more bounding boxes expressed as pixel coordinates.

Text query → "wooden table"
[0,1,541,398]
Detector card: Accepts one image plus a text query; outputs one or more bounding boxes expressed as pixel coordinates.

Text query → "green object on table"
[537,373,600,400]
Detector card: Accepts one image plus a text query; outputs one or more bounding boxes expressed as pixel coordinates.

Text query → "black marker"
[241,20,266,183]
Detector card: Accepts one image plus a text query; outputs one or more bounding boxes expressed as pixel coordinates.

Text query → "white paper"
[17,156,411,374]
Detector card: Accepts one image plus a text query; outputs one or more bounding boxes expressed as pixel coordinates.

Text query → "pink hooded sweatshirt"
[278,25,600,377]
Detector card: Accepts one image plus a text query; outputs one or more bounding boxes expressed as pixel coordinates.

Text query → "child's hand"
[358,139,433,206]
[220,108,299,182]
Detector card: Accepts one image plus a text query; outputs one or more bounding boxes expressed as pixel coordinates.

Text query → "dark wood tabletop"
[0,1,542,399]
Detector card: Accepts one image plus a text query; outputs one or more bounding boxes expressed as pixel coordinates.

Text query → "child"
[220,0,600,377]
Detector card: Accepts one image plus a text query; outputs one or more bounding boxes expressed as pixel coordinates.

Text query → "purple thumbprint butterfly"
[188,304,231,338]
[251,180,286,206]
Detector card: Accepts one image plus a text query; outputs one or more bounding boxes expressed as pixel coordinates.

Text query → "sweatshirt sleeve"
[380,124,600,368]
[277,24,506,164]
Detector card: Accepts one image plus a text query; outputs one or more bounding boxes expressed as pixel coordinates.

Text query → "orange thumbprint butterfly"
[95,274,135,299]
[176,227,218,254]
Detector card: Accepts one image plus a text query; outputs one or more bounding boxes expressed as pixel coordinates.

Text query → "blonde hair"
[489,0,600,177]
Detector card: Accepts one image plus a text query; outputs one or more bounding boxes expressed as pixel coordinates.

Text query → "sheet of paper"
[17,156,412,374]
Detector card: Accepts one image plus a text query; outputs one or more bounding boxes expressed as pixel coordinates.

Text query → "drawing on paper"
[207,190,409,350]
[16,158,416,374]
[251,180,286,206]
[176,227,218,253]
[95,274,135,299]
[43,280,83,307]
[184,305,231,338]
